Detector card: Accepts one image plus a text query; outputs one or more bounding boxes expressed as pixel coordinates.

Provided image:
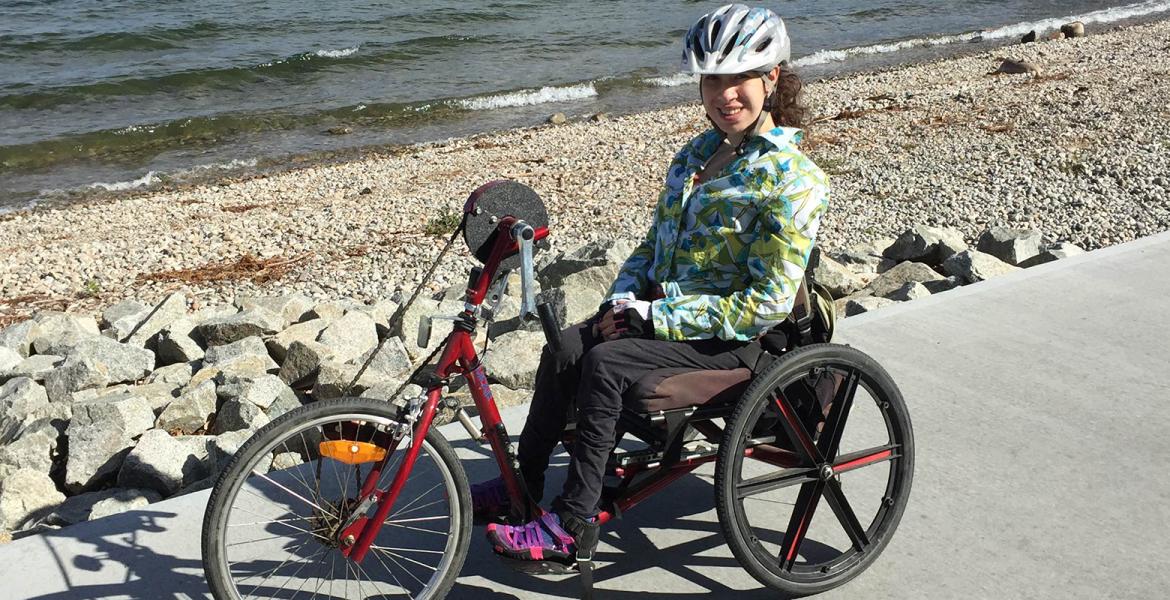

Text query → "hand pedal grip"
[537,301,563,354]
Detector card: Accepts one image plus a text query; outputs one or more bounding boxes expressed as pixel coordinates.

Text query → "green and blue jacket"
[606,126,829,342]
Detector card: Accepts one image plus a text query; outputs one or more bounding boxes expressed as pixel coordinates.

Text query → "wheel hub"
[818,464,835,481]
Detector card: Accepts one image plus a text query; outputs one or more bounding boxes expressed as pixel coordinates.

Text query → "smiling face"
[700,67,780,139]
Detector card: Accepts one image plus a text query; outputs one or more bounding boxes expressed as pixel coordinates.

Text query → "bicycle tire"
[202,396,472,600]
[714,343,914,597]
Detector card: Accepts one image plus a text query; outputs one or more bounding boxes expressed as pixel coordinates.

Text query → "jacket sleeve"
[649,172,829,341]
[605,220,657,303]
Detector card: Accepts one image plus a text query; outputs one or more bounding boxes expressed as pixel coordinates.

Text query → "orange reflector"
[319,440,387,465]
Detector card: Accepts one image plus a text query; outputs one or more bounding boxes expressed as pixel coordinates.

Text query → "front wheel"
[715,343,914,597]
[202,397,472,599]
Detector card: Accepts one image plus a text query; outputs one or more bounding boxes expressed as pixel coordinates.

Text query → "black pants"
[516,319,749,519]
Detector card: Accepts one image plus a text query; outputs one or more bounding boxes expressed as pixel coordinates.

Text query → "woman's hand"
[593,306,622,341]
[592,300,652,341]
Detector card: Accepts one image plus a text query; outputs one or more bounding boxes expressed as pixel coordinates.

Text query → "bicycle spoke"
[253,470,333,515]
[777,480,825,570]
[376,548,430,586]
[383,515,449,525]
[816,369,859,461]
[736,466,818,499]
[241,536,315,599]
[388,481,444,519]
[367,544,415,600]
[832,444,897,475]
[823,479,869,551]
[381,522,447,536]
[369,545,445,555]
[280,547,330,600]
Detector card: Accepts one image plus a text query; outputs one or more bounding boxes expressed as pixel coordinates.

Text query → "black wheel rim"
[729,358,910,585]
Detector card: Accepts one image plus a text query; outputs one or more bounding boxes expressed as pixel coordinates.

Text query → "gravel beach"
[2,18,1168,323]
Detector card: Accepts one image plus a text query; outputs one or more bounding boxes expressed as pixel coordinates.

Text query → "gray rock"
[270,452,304,471]
[42,337,155,402]
[883,225,967,266]
[0,469,65,530]
[147,362,196,388]
[204,336,277,371]
[943,249,1023,284]
[395,297,467,361]
[0,347,20,373]
[306,301,348,322]
[312,360,371,400]
[864,261,945,298]
[547,112,567,125]
[63,393,156,492]
[923,276,963,294]
[126,292,188,348]
[350,338,412,381]
[267,318,331,363]
[278,340,335,388]
[996,59,1040,75]
[155,317,204,366]
[72,393,155,439]
[0,320,42,357]
[976,226,1043,266]
[217,374,288,409]
[1021,241,1087,268]
[92,382,180,414]
[265,387,306,420]
[483,329,545,390]
[0,419,59,476]
[101,300,151,342]
[208,430,267,476]
[117,429,213,495]
[1061,21,1085,38]
[812,255,865,297]
[885,282,932,302]
[215,400,270,433]
[235,294,314,329]
[828,247,895,274]
[1,354,64,383]
[156,380,217,434]
[195,308,282,348]
[845,296,896,316]
[42,355,110,404]
[316,311,378,363]
[538,239,634,288]
[348,299,399,338]
[30,312,100,354]
[86,488,163,521]
[0,378,57,445]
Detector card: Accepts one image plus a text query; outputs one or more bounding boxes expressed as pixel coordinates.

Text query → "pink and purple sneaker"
[486,510,578,564]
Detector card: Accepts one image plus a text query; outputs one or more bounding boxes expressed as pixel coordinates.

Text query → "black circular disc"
[462,180,549,270]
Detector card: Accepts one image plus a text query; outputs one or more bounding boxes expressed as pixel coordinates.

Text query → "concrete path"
[4,231,1169,600]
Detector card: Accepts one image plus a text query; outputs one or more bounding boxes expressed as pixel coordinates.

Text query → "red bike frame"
[334,216,806,564]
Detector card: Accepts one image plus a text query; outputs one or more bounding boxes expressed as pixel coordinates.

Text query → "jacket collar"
[691,126,803,167]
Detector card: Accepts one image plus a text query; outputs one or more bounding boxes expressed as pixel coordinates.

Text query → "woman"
[481,3,830,566]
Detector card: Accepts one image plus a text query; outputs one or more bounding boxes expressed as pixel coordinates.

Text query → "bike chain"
[341,218,467,401]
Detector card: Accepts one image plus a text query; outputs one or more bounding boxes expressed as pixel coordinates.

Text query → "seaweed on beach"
[137,253,312,285]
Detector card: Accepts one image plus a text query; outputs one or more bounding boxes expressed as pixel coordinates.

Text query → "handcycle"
[201,180,915,599]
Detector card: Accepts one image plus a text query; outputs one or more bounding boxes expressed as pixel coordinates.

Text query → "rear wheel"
[202,397,471,599]
[715,344,914,596]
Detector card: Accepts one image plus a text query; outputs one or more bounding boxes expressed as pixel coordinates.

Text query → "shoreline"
[2,17,1169,323]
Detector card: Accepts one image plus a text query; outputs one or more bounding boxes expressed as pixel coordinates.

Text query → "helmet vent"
[756,37,772,52]
[710,20,722,46]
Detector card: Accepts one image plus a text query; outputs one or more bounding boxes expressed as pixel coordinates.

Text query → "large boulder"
[64,393,156,492]
[155,317,204,366]
[845,296,896,316]
[126,292,188,348]
[864,261,945,298]
[203,336,278,371]
[396,296,467,361]
[92,382,181,414]
[350,338,412,381]
[0,419,59,477]
[885,282,932,302]
[312,360,376,400]
[943,249,1022,283]
[278,340,335,388]
[0,347,20,373]
[0,320,42,358]
[208,430,267,476]
[348,299,399,338]
[30,312,100,354]
[234,294,314,330]
[195,308,282,348]
[1061,21,1085,38]
[214,400,270,433]
[811,255,865,297]
[117,430,213,495]
[1,354,64,384]
[537,238,634,289]
[0,469,65,530]
[147,362,196,388]
[883,226,967,266]
[267,318,331,363]
[101,299,151,342]
[976,227,1042,266]
[316,311,378,363]
[217,374,289,410]
[482,329,545,390]
[88,488,163,521]
[42,337,155,403]
[0,377,51,444]
[1020,241,1086,268]
[156,380,217,434]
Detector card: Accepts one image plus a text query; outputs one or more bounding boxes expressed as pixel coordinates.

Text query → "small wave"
[186,158,259,173]
[793,0,1170,67]
[88,171,160,192]
[315,46,359,59]
[456,84,598,111]
[644,73,697,87]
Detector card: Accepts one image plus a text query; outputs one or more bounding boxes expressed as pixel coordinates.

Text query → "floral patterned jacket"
[605,126,829,342]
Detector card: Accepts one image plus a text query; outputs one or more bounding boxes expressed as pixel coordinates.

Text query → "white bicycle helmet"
[682,4,790,75]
